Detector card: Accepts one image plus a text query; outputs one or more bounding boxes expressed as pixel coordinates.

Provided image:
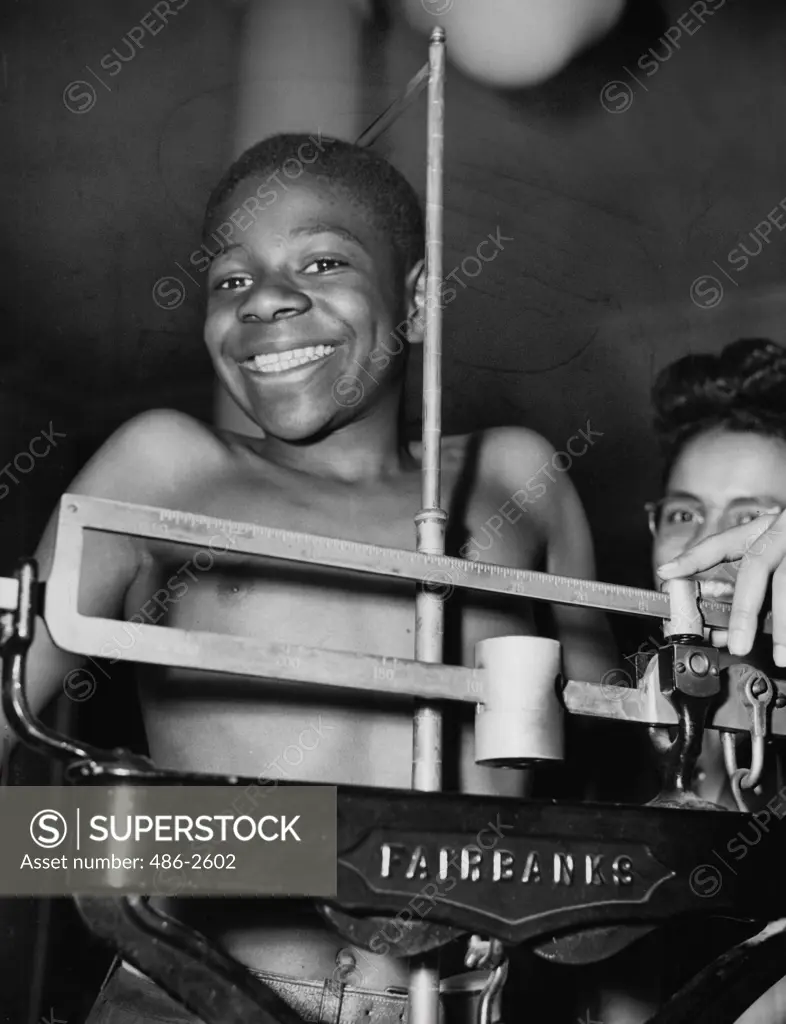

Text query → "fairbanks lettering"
[379,841,636,887]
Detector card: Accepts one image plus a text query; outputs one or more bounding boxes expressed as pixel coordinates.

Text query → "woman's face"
[650,428,786,597]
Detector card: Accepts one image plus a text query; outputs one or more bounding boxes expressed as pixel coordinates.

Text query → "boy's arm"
[456,428,618,795]
[483,427,618,682]
[1,410,202,755]
[539,453,619,684]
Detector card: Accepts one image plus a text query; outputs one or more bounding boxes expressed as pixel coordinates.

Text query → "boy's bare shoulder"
[117,407,227,447]
[71,409,234,505]
[441,426,557,480]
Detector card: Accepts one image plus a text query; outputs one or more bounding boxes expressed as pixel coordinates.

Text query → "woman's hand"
[657,511,786,666]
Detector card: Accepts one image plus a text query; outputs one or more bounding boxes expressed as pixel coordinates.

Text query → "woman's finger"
[657,512,786,660]
[772,563,786,668]
[726,514,786,655]
[725,555,773,656]
[709,628,728,648]
[657,516,776,580]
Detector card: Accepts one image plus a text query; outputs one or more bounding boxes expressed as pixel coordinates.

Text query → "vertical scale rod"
[413,24,446,815]
[413,25,447,788]
[410,26,447,1024]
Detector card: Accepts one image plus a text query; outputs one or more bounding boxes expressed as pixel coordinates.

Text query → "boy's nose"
[238,281,311,323]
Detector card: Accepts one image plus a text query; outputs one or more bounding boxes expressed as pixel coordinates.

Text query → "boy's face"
[204,176,418,440]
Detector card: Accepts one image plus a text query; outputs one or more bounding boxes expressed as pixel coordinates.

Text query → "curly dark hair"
[204,133,424,282]
[652,338,786,475]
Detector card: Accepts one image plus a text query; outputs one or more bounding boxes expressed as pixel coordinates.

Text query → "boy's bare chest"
[129,455,543,665]
[130,446,541,789]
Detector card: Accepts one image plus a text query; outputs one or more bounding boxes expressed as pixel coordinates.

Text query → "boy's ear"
[404,259,426,345]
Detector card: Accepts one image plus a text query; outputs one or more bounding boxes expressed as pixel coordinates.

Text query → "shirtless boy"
[8,134,616,1022]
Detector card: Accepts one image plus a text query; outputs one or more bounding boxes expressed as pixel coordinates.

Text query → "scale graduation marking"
[54,495,772,635]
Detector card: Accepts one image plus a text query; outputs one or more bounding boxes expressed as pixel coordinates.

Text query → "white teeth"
[243,344,335,374]
[699,579,736,600]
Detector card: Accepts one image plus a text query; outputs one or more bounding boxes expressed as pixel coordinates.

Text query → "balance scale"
[3,29,786,1024]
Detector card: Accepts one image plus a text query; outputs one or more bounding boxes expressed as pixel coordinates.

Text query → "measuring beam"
[43,495,770,634]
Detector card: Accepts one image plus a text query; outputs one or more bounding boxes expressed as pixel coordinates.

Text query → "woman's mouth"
[241,344,337,375]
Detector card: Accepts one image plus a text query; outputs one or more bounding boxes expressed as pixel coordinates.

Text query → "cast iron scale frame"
[2,501,786,1024]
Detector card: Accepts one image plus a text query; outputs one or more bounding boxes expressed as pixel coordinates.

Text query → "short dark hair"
[652,338,786,475]
[204,133,424,280]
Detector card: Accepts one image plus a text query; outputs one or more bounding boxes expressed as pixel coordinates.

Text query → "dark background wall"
[2,0,786,1019]
[1,2,239,1019]
[386,0,786,589]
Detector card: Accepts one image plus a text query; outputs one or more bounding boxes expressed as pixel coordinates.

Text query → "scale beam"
[45,495,768,632]
[3,494,767,736]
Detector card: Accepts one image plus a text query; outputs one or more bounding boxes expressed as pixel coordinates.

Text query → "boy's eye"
[215,274,251,291]
[303,257,348,274]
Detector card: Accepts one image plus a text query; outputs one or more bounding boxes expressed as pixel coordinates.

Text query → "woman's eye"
[304,257,347,274]
[734,510,765,527]
[215,275,251,291]
[665,508,697,525]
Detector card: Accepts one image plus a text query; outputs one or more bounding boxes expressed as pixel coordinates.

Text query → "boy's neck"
[258,395,416,484]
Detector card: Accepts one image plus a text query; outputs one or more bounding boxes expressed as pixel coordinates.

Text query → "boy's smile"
[240,342,337,376]
[204,177,414,441]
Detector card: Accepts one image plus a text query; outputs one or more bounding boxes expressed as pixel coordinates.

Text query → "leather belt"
[116,960,491,1023]
[254,970,410,1024]
[118,960,413,1024]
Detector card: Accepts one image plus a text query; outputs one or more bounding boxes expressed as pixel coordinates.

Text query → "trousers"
[83,960,479,1024]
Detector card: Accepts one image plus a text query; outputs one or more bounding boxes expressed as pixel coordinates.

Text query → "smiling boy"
[11,135,616,1023]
